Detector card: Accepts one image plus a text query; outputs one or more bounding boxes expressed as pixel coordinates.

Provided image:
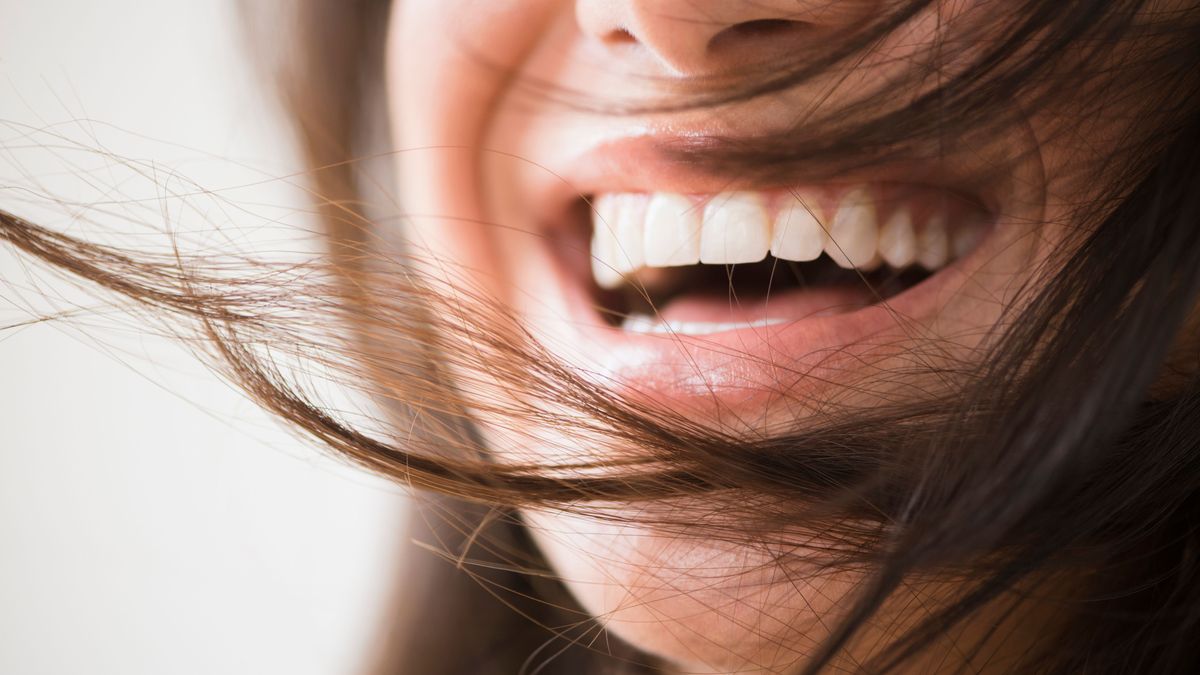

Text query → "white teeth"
[620,314,659,334]
[859,252,884,272]
[613,196,647,275]
[951,217,983,260]
[590,197,624,290]
[877,207,917,268]
[916,212,950,270]
[825,187,878,269]
[770,196,826,262]
[700,192,770,264]
[644,193,701,267]
[588,187,988,290]
[620,313,788,336]
[591,194,649,289]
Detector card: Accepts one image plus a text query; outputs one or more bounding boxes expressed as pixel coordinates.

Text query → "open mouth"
[574,183,993,337]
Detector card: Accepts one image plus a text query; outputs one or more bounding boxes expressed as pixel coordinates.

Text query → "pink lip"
[534,234,965,406]
[524,217,1001,415]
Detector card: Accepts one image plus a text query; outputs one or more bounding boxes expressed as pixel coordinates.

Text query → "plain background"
[0,2,413,674]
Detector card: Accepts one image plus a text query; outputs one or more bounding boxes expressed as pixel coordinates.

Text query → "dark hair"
[4,0,1200,672]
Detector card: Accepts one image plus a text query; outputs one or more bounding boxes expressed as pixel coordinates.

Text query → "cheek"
[522,509,862,672]
[387,0,561,297]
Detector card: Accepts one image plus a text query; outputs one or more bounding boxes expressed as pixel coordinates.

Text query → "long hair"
[4,0,1200,672]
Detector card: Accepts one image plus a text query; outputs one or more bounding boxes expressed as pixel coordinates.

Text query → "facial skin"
[385,2,1161,672]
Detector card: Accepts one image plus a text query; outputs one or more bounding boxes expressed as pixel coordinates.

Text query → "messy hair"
[4,0,1200,673]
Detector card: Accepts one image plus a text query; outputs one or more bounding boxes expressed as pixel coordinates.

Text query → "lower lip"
[527,229,987,410]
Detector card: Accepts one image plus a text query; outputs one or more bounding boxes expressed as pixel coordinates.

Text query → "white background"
[0,2,412,674]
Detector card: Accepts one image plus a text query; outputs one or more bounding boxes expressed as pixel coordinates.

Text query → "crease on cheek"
[386,1,560,292]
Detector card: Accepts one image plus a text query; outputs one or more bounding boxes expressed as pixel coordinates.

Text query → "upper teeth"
[590,188,983,290]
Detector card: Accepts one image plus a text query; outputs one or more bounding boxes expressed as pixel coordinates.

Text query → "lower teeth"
[620,314,788,336]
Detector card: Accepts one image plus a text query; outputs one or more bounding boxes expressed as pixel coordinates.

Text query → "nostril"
[604,27,638,46]
[706,18,811,63]
[727,18,808,38]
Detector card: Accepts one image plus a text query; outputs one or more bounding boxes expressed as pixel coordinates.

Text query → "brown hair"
[4,0,1200,672]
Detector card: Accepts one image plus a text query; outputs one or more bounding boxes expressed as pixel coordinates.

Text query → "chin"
[521,507,860,674]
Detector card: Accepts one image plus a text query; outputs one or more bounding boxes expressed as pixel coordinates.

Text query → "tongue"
[652,284,878,325]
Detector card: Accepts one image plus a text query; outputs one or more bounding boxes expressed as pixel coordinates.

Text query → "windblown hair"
[4,0,1200,673]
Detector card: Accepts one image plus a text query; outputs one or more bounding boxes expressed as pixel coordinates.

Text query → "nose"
[575,0,880,76]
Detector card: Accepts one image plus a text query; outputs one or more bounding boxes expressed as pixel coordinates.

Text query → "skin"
[384,1,1177,672]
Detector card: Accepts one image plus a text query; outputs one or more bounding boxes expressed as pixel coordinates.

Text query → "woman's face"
[385,1,1142,671]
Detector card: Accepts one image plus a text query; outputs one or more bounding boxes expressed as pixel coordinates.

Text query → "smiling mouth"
[571,183,994,337]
